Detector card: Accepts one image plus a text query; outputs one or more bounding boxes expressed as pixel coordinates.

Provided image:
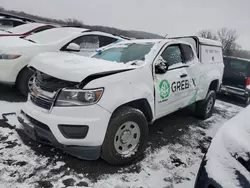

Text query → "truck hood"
[29,52,136,82]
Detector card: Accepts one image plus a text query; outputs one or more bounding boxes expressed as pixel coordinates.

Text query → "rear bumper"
[17,111,101,160]
[220,85,249,98]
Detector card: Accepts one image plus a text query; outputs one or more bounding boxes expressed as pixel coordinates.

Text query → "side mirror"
[155,57,169,74]
[66,43,81,52]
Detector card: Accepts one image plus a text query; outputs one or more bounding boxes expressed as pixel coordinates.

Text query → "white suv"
[18,37,224,165]
[0,27,126,95]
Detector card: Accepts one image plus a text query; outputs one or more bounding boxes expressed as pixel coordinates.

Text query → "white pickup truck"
[18,36,224,165]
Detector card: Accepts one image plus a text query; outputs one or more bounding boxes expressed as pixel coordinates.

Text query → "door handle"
[180,74,187,78]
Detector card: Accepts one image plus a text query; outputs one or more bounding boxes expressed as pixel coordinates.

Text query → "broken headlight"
[55,88,104,106]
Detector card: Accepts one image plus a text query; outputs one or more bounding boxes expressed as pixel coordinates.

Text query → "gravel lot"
[0,84,244,188]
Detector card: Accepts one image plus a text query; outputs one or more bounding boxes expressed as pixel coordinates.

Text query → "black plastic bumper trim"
[58,124,89,139]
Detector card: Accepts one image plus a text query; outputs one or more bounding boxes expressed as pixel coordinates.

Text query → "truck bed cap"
[197,37,222,47]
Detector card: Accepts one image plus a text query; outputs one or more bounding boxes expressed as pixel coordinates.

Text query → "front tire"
[195,90,216,119]
[16,67,35,97]
[101,107,148,165]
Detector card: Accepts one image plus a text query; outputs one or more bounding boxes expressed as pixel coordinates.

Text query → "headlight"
[55,88,104,106]
[0,54,21,60]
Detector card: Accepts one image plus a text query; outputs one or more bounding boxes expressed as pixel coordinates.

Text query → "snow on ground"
[93,100,242,188]
[0,100,243,188]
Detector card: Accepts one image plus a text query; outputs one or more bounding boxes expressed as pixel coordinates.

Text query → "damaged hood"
[29,52,135,82]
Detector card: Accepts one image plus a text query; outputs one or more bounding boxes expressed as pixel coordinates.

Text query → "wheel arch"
[15,65,27,84]
[15,66,35,84]
[209,79,219,92]
[111,98,154,123]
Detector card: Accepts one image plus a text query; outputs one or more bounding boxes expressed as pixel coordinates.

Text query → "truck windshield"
[93,43,154,63]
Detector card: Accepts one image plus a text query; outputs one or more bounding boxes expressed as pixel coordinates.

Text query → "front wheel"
[101,107,148,165]
[195,90,216,120]
[16,67,35,97]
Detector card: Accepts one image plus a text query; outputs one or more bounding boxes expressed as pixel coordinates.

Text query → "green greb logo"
[159,80,170,99]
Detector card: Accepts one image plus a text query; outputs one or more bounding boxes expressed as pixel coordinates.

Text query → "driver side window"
[71,35,99,50]
[161,45,182,66]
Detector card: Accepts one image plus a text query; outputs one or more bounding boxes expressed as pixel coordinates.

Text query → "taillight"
[246,77,250,86]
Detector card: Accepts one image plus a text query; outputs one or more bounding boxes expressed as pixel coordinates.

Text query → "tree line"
[0,6,162,39]
[1,6,249,59]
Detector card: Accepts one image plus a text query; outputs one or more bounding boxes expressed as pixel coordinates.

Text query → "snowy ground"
[0,85,244,188]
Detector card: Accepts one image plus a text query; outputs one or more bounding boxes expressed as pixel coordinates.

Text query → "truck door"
[180,43,199,106]
[154,43,191,119]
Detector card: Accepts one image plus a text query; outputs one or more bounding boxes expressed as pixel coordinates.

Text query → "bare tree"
[198,30,217,40]
[65,18,84,27]
[198,28,241,56]
[234,50,250,59]
[217,28,239,56]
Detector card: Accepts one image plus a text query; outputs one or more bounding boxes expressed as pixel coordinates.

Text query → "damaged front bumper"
[17,111,101,160]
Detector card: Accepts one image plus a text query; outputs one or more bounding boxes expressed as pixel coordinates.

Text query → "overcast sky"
[1,0,250,50]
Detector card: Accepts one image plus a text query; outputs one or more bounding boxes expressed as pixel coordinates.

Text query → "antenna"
[164,33,168,39]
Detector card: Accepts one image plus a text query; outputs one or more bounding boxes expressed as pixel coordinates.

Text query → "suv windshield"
[24,28,78,44]
[93,43,154,63]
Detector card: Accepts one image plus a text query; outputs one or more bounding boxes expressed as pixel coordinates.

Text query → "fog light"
[58,125,89,139]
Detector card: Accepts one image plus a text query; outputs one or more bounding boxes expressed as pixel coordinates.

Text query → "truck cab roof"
[168,36,222,47]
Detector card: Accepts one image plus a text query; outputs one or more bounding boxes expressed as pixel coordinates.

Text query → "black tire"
[244,96,250,106]
[16,67,34,97]
[101,106,148,165]
[195,90,216,120]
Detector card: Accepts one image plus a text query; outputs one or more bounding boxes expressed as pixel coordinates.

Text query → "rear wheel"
[195,90,216,119]
[101,107,148,165]
[16,67,34,96]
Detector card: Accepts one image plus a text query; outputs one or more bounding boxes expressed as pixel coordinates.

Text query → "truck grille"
[30,95,53,110]
[30,71,79,110]
[36,71,78,92]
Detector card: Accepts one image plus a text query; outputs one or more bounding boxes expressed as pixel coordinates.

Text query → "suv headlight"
[55,88,104,106]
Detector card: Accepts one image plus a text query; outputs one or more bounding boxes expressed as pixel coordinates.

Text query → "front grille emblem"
[33,88,39,97]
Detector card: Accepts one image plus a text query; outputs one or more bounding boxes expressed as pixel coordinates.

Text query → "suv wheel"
[195,90,216,119]
[101,107,148,165]
[16,67,34,97]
